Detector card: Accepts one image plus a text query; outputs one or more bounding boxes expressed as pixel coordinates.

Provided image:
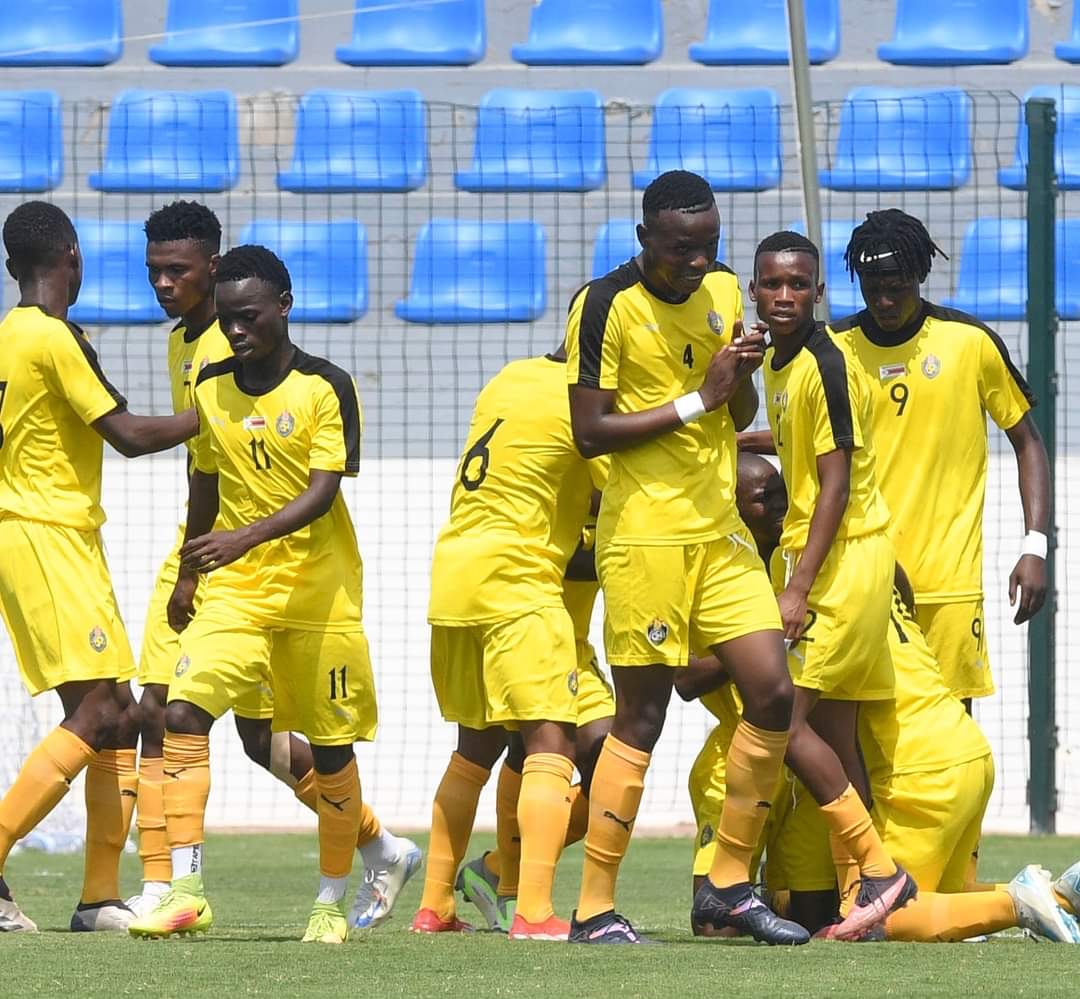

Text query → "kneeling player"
[128,246,378,944]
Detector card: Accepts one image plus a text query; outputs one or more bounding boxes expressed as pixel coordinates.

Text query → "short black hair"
[754,230,820,275]
[216,244,291,295]
[144,200,222,251]
[642,170,715,219]
[844,209,946,283]
[3,201,77,273]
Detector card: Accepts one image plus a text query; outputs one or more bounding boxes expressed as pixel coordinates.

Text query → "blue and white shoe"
[348,839,422,930]
[1054,860,1080,917]
[1007,864,1080,943]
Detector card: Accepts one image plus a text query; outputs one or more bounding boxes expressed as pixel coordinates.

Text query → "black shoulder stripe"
[195,357,239,387]
[924,303,1036,406]
[292,350,361,474]
[62,321,126,409]
[711,261,736,275]
[826,309,865,333]
[805,328,856,449]
[574,262,639,388]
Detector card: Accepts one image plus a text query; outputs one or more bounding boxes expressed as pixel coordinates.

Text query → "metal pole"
[1025,96,1058,835]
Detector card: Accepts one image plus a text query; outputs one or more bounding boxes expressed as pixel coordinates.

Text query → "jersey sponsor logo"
[879,362,906,381]
[89,626,107,653]
[699,822,714,848]
[921,354,942,379]
[175,654,190,677]
[646,618,669,646]
[706,310,725,335]
[275,410,295,438]
[567,669,579,695]
[243,416,267,432]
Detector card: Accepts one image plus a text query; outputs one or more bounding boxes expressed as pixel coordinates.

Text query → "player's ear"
[4,258,15,282]
[747,278,757,302]
[278,290,293,318]
[206,253,220,281]
[635,221,649,251]
[815,280,825,303]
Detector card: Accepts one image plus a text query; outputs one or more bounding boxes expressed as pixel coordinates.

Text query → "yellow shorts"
[915,600,993,700]
[785,531,894,701]
[0,517,135,695]
[173,609,377,744]
[762,773,834,894]
[575,639,615,727]
[873,754,994,893]
[430,605,579,730]
[688,716,742,878]
[139,525,188,687]
[599,533,781,668]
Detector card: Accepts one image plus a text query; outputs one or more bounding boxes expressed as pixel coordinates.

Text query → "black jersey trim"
[61,320,127,410]
[573,261,641,388]
[292,350,362,474]
[180,313,218,344]
[805,325,856,450]
[194,356,239,387]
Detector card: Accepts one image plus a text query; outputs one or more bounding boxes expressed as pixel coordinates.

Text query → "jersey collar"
[232,344,302,396]
[769,320,824,371]
[178,313,218,344]
[631,258,694,306]
[858,300,930,347]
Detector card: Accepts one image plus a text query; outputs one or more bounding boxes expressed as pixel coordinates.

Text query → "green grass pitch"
[5,833,1080,998]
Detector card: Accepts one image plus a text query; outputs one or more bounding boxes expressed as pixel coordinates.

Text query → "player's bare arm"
[736,429,776,454]
[93,406,197,458]
[1005,413,1051,623]
[674,654,730,702]
[167,468,220,632]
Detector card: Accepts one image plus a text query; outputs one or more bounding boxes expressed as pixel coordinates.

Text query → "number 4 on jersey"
[682,344,695,369]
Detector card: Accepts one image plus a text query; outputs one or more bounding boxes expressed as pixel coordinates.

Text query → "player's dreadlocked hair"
[642,170,715,219]
[3,201,77,273]
[843,209,946,283]
[754,230,820,275]
[215,244,291,295]
[144,200,222,251]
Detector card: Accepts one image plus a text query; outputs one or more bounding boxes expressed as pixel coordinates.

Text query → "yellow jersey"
[191,349,364,631]
[429,355,594,625]
[764,324,890,552]
[0,305,125,531]
[831,304,1033,602]
[859,588,991,778]
[167,317,231,459]
[565,260,746,546]
[700,682,743,737]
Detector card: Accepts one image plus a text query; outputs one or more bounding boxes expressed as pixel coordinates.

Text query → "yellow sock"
[136,756,170,884]
[162,733,210,849]
[820,784,896,879]
[516,753,574,924]
[294,766,381,849]
[418,752,490,921]
[576,736,650,922]
[564,784,589,847]
[0,726,93,871]
[830,833,861,917]
[314,759,362,879]
[494,762,522,897]
[964,845,980,890]
[885,888,1017,942]
[81,749,138,904]
[708,720,787,888]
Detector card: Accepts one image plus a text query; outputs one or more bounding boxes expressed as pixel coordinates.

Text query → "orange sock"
[162,733,210,849]
[820,784,896,879]
[0,726,93,871]
[564,784,589,847]
[81,749,138,904]
[830,833,861,917]
[484,851,501,880]
[494,762,522,897]
[576,735,650,922]
[708,720,787,888]
[314,759,362,879]
[418,752,490,921]
[516,753,574,924]
[964,846,980,890]
[885,888,1017,942]
[136,756,170,884]
[294,766,381,849]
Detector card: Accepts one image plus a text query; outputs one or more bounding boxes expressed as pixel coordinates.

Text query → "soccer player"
[414,343,604,941]
[0,202,197,932]
[128,245,377,944]
[565,170,809,945]
[131,202,418,928]
[834,209,1050,703]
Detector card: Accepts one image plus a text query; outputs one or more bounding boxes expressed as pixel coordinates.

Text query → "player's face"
[637,203,721,299]
[146,240,216,319]
[67,240,83,306]
[858,270,922,332]
[216,278,293,362]
[749,250,822,337]
[736,464,787,549]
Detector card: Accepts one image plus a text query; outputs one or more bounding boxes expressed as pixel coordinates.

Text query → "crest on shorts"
[706,310,724,335]
[921,354,942,379]
[89,626,107,653]
[646,618,669,646]
[276,410,295,438]
[175,654,190,677]
[567,670,579,695]
[700,823,714,848]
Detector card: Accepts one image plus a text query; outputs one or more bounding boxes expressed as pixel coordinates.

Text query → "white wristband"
[674,391,707,425]
[1022,530,1048,559]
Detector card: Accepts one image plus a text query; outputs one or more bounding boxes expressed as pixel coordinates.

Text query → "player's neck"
[238,340,297,394]
[17,279,70,322]
[182,296,216,335]
[769,318,816,368]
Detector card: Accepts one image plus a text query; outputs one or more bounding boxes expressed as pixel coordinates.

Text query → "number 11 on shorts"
[328,664,348,700]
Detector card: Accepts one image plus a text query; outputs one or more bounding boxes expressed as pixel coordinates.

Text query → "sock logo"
[320,794,351,812]
[603,809,634,833]
[163,768,186,781]
[755,801,772,809]
[120,789,137,798]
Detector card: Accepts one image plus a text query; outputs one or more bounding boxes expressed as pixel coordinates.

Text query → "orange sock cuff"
[294,768,318,811]
[163,732,210,767]
[88,748,137,777]
[448,751,491,788]
[47,726,96,777]
[522,753,575,782]
[314,759,362,880]
[603,735,651,770]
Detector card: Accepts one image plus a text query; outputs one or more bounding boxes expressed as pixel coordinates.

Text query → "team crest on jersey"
[175,655,190,678]
[700,823,714,848]
[182,360,194,375]
[646,618,669,646]
[879,363,906,381]
[88,627,107,653]
[242,416,267,432]
[275,410,296,438]
[706,310,724,335]
[567,670,579,695]
[921,354,942,379]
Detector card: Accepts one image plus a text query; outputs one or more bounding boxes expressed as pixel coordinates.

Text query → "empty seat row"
[3,0,1079,68]
[3,87,1079,196]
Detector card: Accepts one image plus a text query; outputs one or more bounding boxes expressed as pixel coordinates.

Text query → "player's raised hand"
[731,320,768,377]
[1009,553,1048,624]
[181,528,255,574]
[167,573,198,633]
[700,323,765,412]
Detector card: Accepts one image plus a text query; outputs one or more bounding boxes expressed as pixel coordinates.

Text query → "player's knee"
[163,699,211,736]
[615,707,666,753]
[114,694,142,748]
[235,717,272,770]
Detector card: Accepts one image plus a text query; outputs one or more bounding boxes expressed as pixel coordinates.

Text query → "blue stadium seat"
[689,0,839,65]
[0,92,62,192]
[455,90,606,193]
[240,221,367,323]
[89,90,239,193]
[1057,3,1080,62]
[150,0,299,67]
[820,88,972,191]
[336,0,485,66]
[277,90,426,193]
[878,0,1028,66]
[69,221,164,325]
[396,221,546,324]
[999,86,1080,191]
[0,1,121,66]
[511,0,662,65]
[633,89,781,192]
[591,219,729,277]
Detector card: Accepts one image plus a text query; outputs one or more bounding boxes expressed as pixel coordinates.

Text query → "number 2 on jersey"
[460,418,503,492]
[0,381,7,449]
